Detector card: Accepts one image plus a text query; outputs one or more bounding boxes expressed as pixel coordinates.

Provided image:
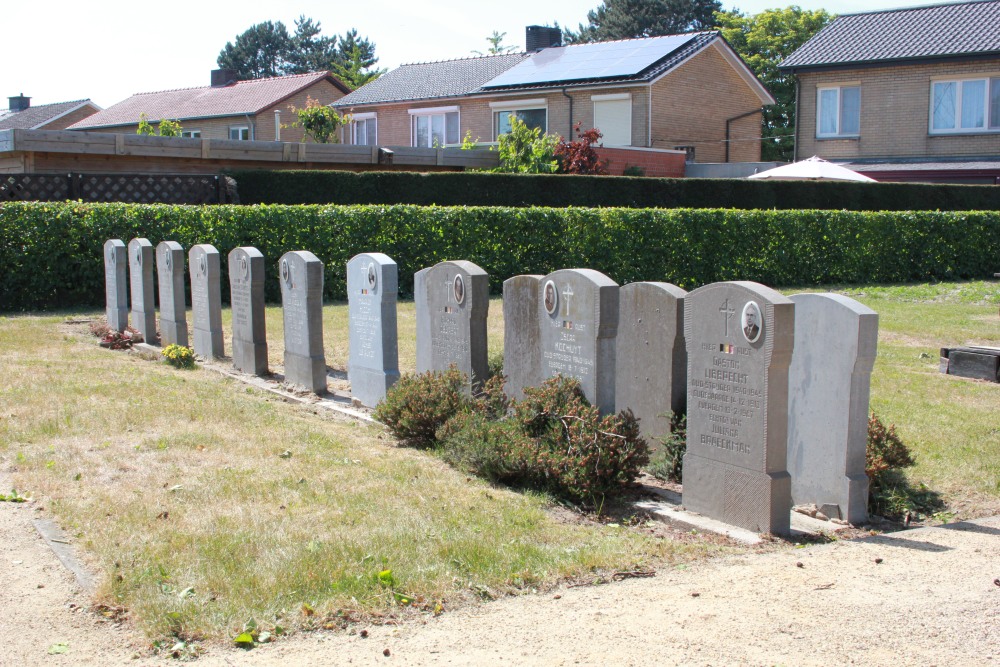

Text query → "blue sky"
[4,0,943,109]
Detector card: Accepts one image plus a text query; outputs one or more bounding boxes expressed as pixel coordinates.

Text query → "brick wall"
[650,43,764,162]
[595,147,686,177]
[796,60,1000,160]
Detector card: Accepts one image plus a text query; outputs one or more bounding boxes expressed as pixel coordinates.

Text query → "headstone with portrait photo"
[615,281,687,445]
[228,246,269,376]
[503,274,543,400]
[347,252,400,407]
[156,241,188,347]
[279,251,327,394]
[682,281,794,535]
[787,293,877,525]
[189,244,225,359]
[537,269,619,414]
[104,239,128,333]
[417,260,489,392]
[128,237,157,343]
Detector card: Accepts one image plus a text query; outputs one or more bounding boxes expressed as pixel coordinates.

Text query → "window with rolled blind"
[592,95,632,146]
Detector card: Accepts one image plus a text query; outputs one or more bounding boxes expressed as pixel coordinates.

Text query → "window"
[592,94,632,146]
[490,99,547,139]
[352,114,377,145]
[181,130,201,139]
[408,107,460,147]
[229,126,250,141]
[816,86,860,137]
[931,78,1000,133]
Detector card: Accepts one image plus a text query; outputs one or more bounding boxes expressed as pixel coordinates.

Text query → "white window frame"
[929,76,1000,134]
[229,125,250,141]
[591,93,632,147]
[489,98,548,139]
[181,130,201,139]
[351,112,377,146]
[408,106,460,147]
[816,85,860,138]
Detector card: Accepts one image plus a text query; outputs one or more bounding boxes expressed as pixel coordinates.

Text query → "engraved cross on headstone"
[561,283,574,318]
[444,275,454,304]
[720,298,736,336]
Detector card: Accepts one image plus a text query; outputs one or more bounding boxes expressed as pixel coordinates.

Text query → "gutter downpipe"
[793,76,800,162]
[725,108,764,163]
[561,88,573,137]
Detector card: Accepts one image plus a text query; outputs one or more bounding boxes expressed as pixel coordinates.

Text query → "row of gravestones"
[104,245,877,536]
[417,262,878,536]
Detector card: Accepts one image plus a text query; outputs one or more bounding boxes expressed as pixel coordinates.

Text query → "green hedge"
[2,202,999,311]
[228,170,1000,211]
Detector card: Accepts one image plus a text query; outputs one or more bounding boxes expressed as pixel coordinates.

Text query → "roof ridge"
[131,71,328,97]
[399,52,526,67]
[838,0,998,17]
[6,98,91,109]
[557,29,716,49]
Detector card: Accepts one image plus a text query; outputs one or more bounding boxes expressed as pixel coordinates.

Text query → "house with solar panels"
[780,0,1000,184]
[332,26,775,172]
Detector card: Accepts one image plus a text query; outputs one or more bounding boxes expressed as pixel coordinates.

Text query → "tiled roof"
[333,54,528,107]
[0,99,97,130]
[480,31,718,91]
[70,72,348,129]
[781,0,1000,70]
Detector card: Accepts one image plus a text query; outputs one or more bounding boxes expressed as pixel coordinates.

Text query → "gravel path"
[2,500,997,666]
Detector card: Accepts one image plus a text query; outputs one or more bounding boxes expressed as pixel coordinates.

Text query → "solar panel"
[481,34,698,88]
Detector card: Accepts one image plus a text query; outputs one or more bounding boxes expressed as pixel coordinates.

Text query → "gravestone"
[787,293,877,525]
[615,282,687,444]
[538,269,619,414]
[682,281,794,535]
[347,252,400,407]
[414,267,431,373]
[156,241,188,347]
[103,239,128,332]
[189,244,224,359]
[416,260,489,391]
[279,251,327,394]
[127,237,156,343]
[503,274,542,400]
[228,246,268,376]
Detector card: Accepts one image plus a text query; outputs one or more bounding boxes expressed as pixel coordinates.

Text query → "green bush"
[228,169,1000,211]
[436,411,533,484]
[372,367,469,447]
[2,202,1000,311]
[649,412,686,483]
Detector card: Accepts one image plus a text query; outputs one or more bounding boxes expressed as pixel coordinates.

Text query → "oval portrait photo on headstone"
[367,262,377,291]
[197,255,207,278]
[742,300,763,343]
[543,279,558,315]
[281,258,291,286]
[239,255,249,280]
[453,274,465,305]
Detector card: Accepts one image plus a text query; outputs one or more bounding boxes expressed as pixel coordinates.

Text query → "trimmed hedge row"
[2,202,998,311]
[227,170,1000,211]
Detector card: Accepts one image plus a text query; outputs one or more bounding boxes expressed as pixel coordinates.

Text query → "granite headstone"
[128,237,156,343]
[615,282,687,444]
[503,274,543,400]
[787,293,877,525]
[104,239,128,332]
[538,269,619,414]
[414,267,431,373]
[156,241,188,347]
[682,281,794,535]
[416,260,489,391]
[347,252,400,407]
[228,246,268,376]
[189,244,224,359]
[279,251,327,394]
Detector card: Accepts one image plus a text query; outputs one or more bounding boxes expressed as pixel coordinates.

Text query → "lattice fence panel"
[0,173,225,204]
[0,174,71,201]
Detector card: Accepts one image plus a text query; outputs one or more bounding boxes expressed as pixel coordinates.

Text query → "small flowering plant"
[162,344,196,369]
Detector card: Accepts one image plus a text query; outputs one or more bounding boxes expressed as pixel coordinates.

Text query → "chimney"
[8,94,30,112]
[525,25,562,52]
[211,69,238,87]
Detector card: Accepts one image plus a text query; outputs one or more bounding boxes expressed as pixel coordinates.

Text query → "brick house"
[780,0,1000,183]
[332,27,774,173]
[69,70,351,143]
[0,95,100,131]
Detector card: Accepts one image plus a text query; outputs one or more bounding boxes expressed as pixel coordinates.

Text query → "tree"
[473,31,518,56]
[495,115,559,174]
[217,18,384,86]
[565,0,722,43]
[715,7,833,161]
[137,113,182,137]
[288,97,349,143]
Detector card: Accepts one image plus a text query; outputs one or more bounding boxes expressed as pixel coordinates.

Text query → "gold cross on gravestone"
[561,284,574,318]
[720,298,736,336]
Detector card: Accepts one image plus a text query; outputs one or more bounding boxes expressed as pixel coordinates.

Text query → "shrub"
[162,344,196,369]
[555,123,608,175]
[494,115,559,174]
[649,412,686,483]
[373,367,469,447]
[436,412,532,484]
